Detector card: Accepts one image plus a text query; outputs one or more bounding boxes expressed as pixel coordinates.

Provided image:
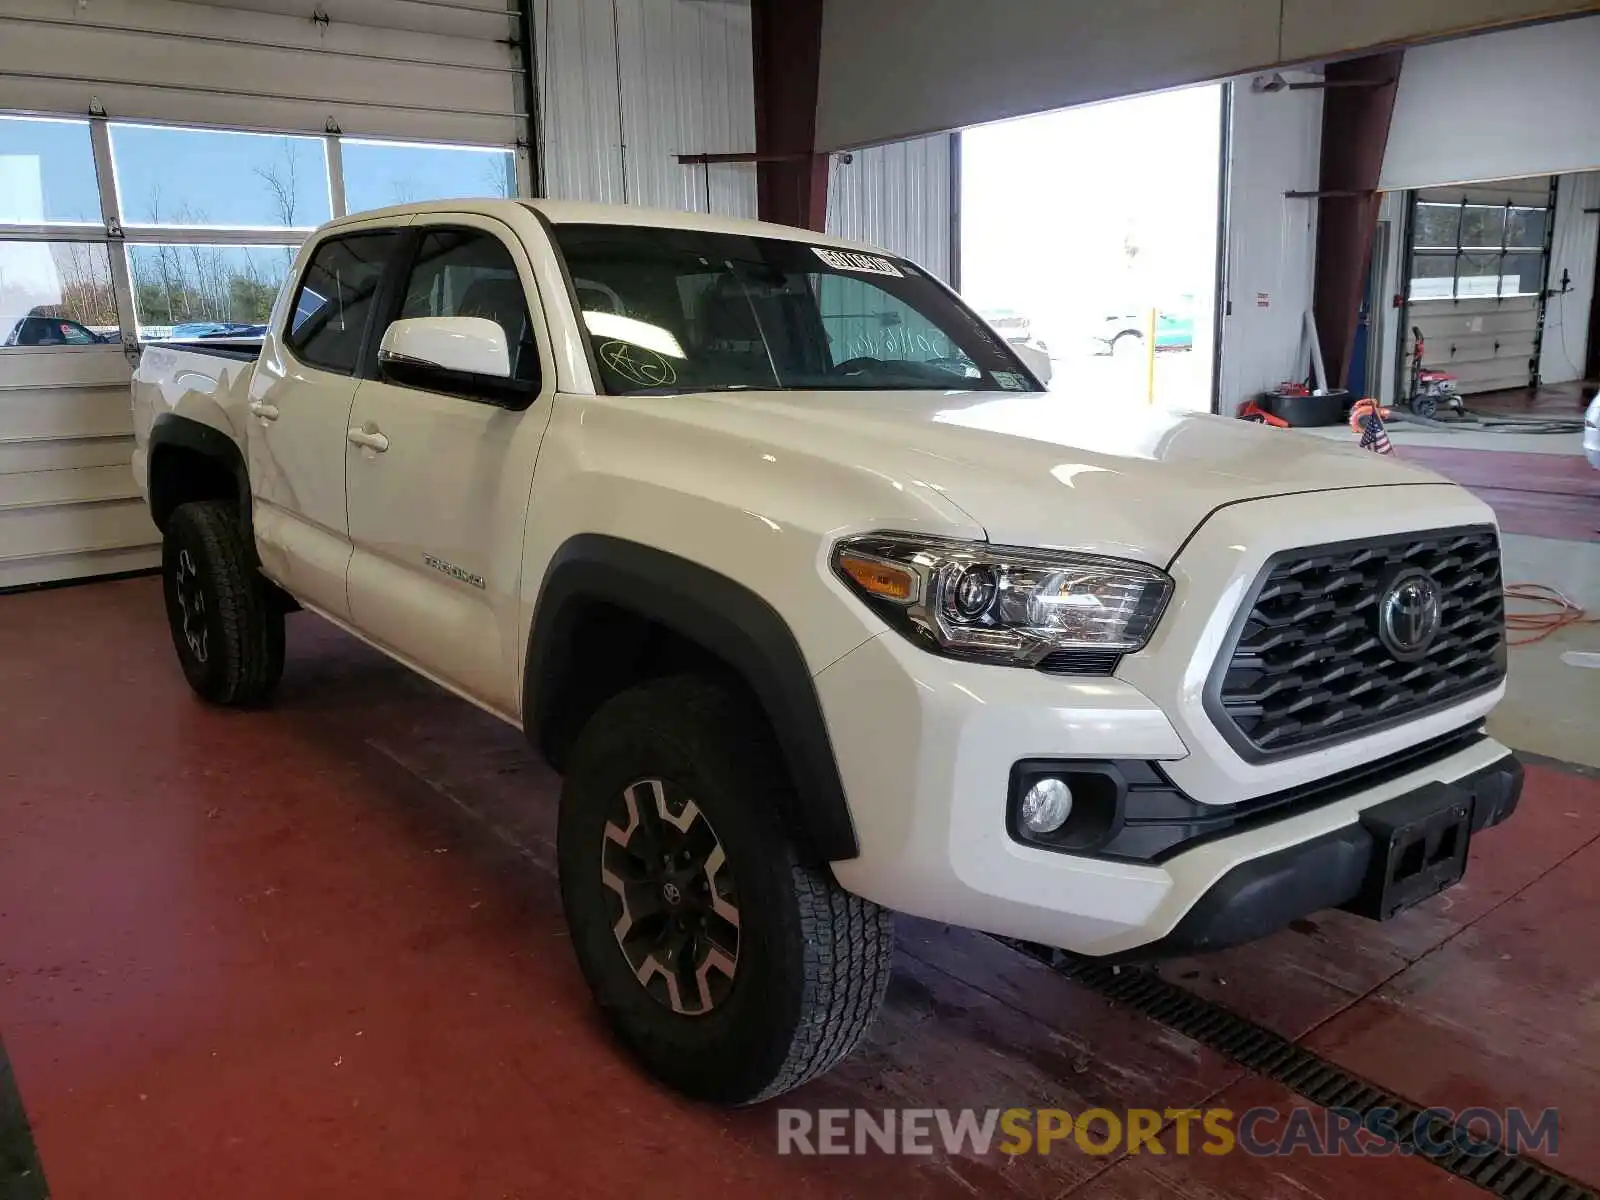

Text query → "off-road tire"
[161,499,285,706]
[558,674,894,1104]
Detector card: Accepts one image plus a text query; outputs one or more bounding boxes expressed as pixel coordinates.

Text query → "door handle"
[347,425,389,453]
[248,401,279,422]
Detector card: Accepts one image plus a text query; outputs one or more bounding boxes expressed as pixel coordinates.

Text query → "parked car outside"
[2,313,110,346]
[1095,309,1195,356]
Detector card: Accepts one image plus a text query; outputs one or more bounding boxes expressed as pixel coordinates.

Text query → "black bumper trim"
[1115,751,1523,960]
[1010,722,1489,864]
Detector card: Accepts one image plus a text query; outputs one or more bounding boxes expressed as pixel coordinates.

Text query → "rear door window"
[284,230,399,375]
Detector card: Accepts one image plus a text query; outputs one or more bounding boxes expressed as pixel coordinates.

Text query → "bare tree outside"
[478,153,515,198]
[254,137,303,228]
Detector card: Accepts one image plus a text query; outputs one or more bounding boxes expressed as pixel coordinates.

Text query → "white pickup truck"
[131,199,1522,1104]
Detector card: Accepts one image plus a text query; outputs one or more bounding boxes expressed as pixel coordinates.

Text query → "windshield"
[546,223,1040,395]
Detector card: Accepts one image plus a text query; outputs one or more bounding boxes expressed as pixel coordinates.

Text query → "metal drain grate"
[1006,941,1596,1200]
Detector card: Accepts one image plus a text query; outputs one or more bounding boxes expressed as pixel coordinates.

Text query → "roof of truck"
[320,197,895,258]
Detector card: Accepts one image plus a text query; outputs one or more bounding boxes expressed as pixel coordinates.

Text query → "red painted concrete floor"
[3,577,1599,1199]
[1395,445,1600,541]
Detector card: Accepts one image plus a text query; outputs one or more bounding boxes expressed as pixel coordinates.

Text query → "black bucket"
[1260,388,1348,427]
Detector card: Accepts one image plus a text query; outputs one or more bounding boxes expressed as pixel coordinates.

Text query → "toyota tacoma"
[131,199,1521,1104]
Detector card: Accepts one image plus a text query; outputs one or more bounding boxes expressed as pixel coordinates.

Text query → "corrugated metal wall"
[825,134,954,281]
[1541,170,1600,385]
[1216,75,1324,413]
[532,0,757,217]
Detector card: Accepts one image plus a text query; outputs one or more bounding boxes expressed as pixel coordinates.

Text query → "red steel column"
[1312,51,1405,391]
[751,0,829,231]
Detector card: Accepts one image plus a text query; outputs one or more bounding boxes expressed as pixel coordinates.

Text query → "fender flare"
[523,534,859,862]
[147,413,254,548]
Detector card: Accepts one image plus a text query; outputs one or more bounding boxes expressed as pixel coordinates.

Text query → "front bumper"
[817,630,1512,958]
[1123,751,1521,959]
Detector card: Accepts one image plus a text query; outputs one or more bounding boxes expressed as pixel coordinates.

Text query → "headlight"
[832,534,1173,667]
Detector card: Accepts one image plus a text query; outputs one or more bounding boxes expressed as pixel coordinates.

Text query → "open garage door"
[0,0,526,588]
[1398,177,1555,398]
[960,83,1224,413]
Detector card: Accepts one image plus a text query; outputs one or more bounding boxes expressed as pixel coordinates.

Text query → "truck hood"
[664,389,1450,565]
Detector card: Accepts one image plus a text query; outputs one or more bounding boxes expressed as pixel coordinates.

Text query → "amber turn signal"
[837,552,917,603]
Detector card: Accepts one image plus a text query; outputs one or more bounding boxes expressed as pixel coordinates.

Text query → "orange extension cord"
[1503,582,1600,646]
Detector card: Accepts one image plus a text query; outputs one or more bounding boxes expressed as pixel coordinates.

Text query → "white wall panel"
[825,135,953,281]
[1540,170,1600,385]
[0,0,521,143]
[1381,17,1600,190]
[533,0,756,217]
[1217,77,1323,414]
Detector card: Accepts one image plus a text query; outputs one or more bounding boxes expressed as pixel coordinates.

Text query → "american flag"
[1357,409,1393,455]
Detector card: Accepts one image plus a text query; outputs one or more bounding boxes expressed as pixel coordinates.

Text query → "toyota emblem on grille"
[1378,567,1443,661]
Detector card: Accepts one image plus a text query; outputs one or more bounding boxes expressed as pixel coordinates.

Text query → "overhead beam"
[751,0,828,230]
[1311,50,1405,392]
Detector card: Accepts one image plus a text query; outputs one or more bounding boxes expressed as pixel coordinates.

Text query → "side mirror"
[377,316,533,407]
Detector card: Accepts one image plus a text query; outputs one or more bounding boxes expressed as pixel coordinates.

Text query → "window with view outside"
[285,231,398,374]
[128,244,295,340]
[0,242,117,345]
[1412,203,1460,250]
[110,125,330,229]
[342,140,515,215]
[549,224,1033,395]
[1407,196,1551,300]
[0,116,102,224]
[1,116,120,348]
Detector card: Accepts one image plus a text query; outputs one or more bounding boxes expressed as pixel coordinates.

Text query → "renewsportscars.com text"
[777,1106,1560,1158]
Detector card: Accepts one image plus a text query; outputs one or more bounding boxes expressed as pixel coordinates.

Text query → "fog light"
[1020,777,1073,834]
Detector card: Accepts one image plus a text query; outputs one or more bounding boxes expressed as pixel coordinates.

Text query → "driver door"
[343,215,554,716]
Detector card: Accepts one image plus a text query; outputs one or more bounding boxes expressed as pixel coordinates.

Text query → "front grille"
[1208,526,1505,759]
